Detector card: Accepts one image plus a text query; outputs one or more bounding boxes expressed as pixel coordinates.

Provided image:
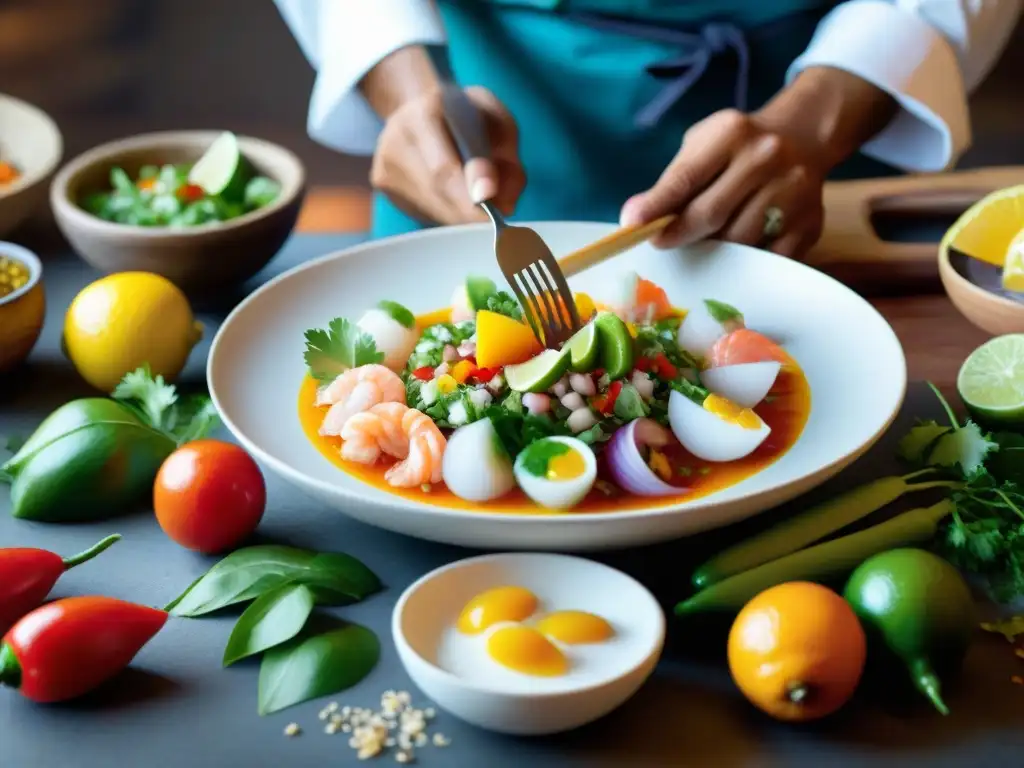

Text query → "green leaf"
[980,615,1024,642]
[167,395,221,444]
[704,299,743,324]
[244,176,281,209]
[613,383,649,421]
[518,439,570,477]
[258,621,380,715]
[222,583,315,666]
[111,365,178,430]
[897,422,951,464]
[377,300,415,329]
[485,291,523,321]
[670,378,709,405]
[303,318,384,383]
[927,421,997,477]
[165,545,382,617]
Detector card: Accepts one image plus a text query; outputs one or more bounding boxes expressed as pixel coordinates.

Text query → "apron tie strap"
[567,13,750,129]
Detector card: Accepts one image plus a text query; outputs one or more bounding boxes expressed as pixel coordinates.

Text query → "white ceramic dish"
[208,222,907,550]
[392,553,665,735]
[0,93,63,238]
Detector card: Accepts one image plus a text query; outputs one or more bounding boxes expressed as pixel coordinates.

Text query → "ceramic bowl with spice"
[393,553,665,735]
[0,93,63,238]
[50,131,305,293]
[0,242,45,373]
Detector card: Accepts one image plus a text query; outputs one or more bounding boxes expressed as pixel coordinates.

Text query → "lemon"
[64,272,203,392]
[1002,230,1024,293]
[939,185,1024,269]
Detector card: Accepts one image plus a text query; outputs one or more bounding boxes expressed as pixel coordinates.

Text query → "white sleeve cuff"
[304,0,446,156]
[786,0,971,172]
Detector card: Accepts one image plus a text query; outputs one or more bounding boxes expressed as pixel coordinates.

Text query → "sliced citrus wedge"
[940,185,1024,268]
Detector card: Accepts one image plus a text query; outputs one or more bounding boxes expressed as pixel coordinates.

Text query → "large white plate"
[208,222,906,550]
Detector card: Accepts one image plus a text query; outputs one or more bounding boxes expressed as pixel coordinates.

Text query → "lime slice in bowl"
[957,334,1024,426]
[594,312,634,379]
[566,322,599,372]
[188,131,248,201]
[505,348,571,393]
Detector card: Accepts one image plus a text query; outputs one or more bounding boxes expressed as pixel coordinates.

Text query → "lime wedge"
[465,275,497,311]
[1002,231,1024,292]
[957,334,1024,426]
[566,321,599,372]
[505,348,571,393]
[188,131,249,201]
[594,312,634,379]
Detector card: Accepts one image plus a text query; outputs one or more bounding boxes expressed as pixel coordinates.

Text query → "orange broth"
[298,308,811,514]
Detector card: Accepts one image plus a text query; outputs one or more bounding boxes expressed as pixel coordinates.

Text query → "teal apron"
[372,0,896,239]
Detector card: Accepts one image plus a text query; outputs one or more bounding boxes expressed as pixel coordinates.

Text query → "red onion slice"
[605,418,684,497]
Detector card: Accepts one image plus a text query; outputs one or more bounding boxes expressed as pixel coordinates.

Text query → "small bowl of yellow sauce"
[392,553,665,735]
[0,242,45,373]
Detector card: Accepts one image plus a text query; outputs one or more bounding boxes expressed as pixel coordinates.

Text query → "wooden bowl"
[50,131,305,293]
[0,241,45,374]
[0,94,63,238]
[939,243,1024,337]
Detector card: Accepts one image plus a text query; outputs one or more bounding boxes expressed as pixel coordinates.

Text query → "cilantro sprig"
[112,366,220,445]
[303,317,384,383]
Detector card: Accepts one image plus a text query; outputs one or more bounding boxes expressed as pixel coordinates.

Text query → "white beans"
[468,388,493,410]
[448,400,469,426]
[569,373,596,397]
[632,370,655,401]
[567,408,598,433]
[486,373,506,394]
[560,391,585,411]
[442,345,459,363]
[420,380,440,406]
[523,392,551,415]
[550,376,569,398]
[434,362,450,377]
[457,341,476,358]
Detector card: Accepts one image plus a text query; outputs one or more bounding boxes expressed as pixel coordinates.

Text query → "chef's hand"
[619,68,898,259]
[619,109,827,258]
[371,85,525,225]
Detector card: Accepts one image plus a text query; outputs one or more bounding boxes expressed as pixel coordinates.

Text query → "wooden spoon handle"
[558,215,676,277]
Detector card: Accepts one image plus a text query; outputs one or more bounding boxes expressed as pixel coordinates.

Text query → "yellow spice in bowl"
[0,254,31,298]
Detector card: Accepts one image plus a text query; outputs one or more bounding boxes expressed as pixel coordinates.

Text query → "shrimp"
[337,402,447,488]
[317,364,407,436]
[707,329,788,368]
[611,273,674,323]
[385,408,447,487]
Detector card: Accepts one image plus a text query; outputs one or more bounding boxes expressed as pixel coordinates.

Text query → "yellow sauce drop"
[487,625,568,676]
[534,610,614,645]
[703,394,762,430]
[546,448,587,481]
[457,586,538,635]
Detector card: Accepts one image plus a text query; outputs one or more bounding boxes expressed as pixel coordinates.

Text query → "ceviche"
[298,273,810,512]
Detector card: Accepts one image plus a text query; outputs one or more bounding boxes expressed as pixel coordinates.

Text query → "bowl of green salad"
[50,130,305,291]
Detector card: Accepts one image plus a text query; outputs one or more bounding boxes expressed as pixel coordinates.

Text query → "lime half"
[188,131,248,200]
[957,334,1024,426]
[505,348,571,393]
[566,321,599,372]
[594,312,634,379]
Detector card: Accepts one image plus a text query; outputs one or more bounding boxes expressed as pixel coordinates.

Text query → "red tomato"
[177,183,206,202]
[154,440,266,554]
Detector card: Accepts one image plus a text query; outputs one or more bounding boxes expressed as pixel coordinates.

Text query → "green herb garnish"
[377,300,416,329]
[704,299,743,324]
[303,317,384,383]
[486,290,523,321]
[518,439,571,477]
[613,383,649,421]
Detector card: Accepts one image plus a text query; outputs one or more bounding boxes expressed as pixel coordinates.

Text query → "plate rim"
[208,222,908,526]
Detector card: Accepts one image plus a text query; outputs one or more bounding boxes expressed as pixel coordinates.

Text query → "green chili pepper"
[690,470,958,590]
[675,499,954,616]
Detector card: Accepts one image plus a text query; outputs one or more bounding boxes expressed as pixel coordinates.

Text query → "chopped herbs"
[613,383,649,421]
[304,318,384,382]
[407,322,475,370]
[670,377,709,405]
[485,291,523,321]
[634,317,700,371]
[518,439,571,477]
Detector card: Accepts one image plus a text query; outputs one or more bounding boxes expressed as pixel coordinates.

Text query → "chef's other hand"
[619,109,826,259]
[371,86,525,226]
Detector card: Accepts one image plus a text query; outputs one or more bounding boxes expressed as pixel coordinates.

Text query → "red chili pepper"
[177,183,205,202]
[0,535,121,635]
[653,353,677,380]
[412,366,435,381]
[472,366,500,383]
[0,596,167,703]
[592,380,624,415]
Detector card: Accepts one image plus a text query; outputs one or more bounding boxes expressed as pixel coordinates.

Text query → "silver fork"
[440,84,581,348]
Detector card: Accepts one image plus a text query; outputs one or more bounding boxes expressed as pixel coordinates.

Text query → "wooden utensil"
[556,215,676,277]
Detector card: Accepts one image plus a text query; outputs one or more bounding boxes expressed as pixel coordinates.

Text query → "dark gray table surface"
[2,233,1023,768]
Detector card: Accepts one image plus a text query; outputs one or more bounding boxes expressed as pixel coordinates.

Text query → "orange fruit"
[727,582,866,722]
[475,310,542,368]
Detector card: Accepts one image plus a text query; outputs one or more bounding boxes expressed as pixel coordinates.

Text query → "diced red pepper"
[473,367,500,383]
[412,366,435,381]
[634,357,652,373]
[591,380,623,415]
[653,353,677,380]
[177,183,205,202]
[594,368,605,378]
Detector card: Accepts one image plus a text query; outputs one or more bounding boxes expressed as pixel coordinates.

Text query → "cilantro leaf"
[485,291,523,321]
[613,383,649,421]
[518,439,570,477]
[927,421,997,477]
[897,422,952,464]
[168,395,221,444]
[704,299,743,324]
[670,378,709,405]
[303,317,384,382]
[112,365,179,430]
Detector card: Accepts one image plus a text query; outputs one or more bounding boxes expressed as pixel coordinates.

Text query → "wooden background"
[3,0,1024,195]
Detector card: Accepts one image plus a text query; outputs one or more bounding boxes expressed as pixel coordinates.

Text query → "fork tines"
[509,254,582,348]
